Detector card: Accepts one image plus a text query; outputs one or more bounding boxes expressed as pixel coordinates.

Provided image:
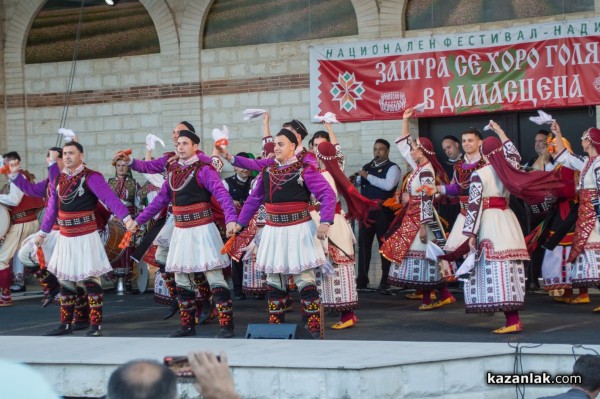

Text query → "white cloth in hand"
[58,128,76,142]
[313,112,339,123]
[529,110,554,125]
[145,134,165,151]
[243,109,267,120]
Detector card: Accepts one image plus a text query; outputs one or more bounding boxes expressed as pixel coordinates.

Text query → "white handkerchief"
[313,112,339,123]
[455,251,477,281]
[58,128,76,142]
[529,110,554,125]
[243,108,267,120]
[483,123,492,131]
[425,241,445,261]
[145,134,165,151]
[212,125,229,141]
[413,102,427,113]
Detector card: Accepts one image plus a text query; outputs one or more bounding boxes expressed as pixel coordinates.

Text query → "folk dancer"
[131,130,238,338]
[380,108,454,310]
[0,152,45,306]
[36,141,135,336]
[222,152,254,300]
[235,129,336,338]
[528,137,584,303]
[311,124,376,329]
[552,122,600,312]
[428,128,486,281]
[107,158,140,293]
[12,149,62,308]
[461,121,562,333]
[117,121,223,321]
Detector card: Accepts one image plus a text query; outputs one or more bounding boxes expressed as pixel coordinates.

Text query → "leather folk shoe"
[168,326,196,338]
[43,324,72,336]
[162,300,179,320]
[571,294,590,304]
[215,327,235,339]
[432,296,456,309]
[72,321,90,331]
[198,301,217,325]
[492,322,523,334]
[418,303,435,311]
[85,325,103,337]
[593,305,600,313]
[331,317,358,330]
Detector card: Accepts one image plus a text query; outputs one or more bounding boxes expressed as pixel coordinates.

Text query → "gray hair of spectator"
[375,138,390,150]
[106,359,178,399]
[573,354,600,392]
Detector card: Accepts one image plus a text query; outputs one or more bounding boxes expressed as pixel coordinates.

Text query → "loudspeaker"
[245,323,314,339]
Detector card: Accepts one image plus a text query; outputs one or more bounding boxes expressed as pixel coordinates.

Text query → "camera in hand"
[164,355,221,379]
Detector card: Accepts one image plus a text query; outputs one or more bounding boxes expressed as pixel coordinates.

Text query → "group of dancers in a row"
[1,105,598,337]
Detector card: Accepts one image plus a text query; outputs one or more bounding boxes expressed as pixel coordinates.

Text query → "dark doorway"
[418,106,597,162]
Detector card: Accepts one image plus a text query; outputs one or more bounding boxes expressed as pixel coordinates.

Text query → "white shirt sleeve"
[0,182,24,207]
[366,164,401,192]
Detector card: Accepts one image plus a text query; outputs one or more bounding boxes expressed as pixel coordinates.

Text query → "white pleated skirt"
[166,223,230,273]
[255,220,328,275]
[48,231,112,282]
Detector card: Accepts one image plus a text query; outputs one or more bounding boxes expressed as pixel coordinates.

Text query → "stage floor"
[1,285,598,344]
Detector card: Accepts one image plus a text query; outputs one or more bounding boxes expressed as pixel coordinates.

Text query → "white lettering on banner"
[310,17,600,120]
[546,42,599,66]
[436,75,581,112]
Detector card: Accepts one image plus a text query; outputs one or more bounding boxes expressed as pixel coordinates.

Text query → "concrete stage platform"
[1,287,599,398]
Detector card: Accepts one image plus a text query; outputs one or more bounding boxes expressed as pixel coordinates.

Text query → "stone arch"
[350,0,382,38]
[4,0,179,70]
[379,0,408,38]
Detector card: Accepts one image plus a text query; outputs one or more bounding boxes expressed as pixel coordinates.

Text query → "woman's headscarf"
[316,141,378,226]
[582,127,600,153]
[414,137,449,185]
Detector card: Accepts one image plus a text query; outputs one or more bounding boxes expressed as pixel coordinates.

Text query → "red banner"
[310,18,600,121]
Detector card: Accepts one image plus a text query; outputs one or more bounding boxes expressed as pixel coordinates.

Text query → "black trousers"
[356,208,394,288]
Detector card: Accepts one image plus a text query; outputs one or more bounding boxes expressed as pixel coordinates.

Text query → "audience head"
[373,139,390,163]
[441,135,461,160]
[572,354,600,396]
[107,359,178,399]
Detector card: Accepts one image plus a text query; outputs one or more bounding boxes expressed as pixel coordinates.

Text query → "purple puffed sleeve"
[303,166,336,223]
[87,173,132,220]
[232,156,274,172]
[130,154,169,174]
[198,166,237,224]
[237,172,265,227]
[40,178,58,233]
[135,181,171,226]
[12,175,47,198]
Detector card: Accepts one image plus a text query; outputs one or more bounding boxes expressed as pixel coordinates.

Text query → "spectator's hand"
[188,351,240,399]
